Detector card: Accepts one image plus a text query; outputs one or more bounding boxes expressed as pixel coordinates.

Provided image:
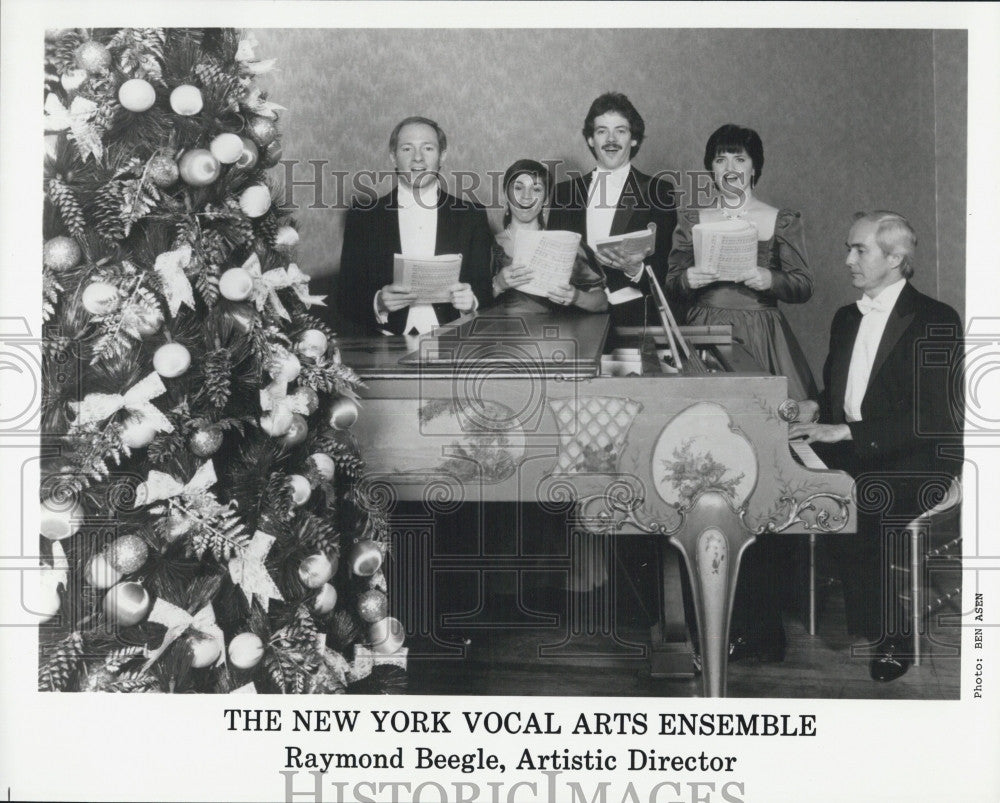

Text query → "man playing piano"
[337,116,493,335]
[789,211,963,682]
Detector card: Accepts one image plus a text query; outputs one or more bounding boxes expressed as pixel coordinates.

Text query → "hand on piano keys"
[789,438,827,469]
[788,421,852,444]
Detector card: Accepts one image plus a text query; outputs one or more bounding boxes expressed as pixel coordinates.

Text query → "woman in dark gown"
[667,125,818,662]
[491,160,611,601]
[491,159,607,314]
[666,125,817,401]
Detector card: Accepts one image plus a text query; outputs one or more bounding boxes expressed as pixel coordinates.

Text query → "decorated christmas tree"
[38,27,405,693]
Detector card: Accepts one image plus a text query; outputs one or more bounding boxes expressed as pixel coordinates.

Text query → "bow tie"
[857,295,890,315]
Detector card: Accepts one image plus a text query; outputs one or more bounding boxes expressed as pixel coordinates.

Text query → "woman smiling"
[491,159,607,313]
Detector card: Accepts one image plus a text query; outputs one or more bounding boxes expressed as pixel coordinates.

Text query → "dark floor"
[402,560,961,700]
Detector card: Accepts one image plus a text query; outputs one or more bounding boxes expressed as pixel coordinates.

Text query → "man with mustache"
[548,92,678,327]
[789,211,964,682]
[338,116,493,335]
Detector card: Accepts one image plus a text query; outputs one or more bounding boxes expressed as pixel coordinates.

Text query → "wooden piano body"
[342,311,855,696]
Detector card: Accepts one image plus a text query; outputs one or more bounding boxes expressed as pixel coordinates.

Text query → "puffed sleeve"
[664,209,699,299]
[765,210,813,305]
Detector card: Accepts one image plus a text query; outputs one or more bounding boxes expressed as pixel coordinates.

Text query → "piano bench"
[891,477,963,666]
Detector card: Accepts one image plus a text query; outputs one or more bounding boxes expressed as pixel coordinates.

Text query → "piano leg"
[650,540,696,679]
[666,490,756,697]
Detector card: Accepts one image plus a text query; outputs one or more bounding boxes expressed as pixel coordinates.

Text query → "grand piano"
[341,308,855,697]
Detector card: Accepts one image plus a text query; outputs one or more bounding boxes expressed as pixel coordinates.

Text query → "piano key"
[790,439,827,469]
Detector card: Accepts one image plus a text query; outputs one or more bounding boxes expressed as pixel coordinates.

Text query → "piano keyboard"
[789,439,827,469]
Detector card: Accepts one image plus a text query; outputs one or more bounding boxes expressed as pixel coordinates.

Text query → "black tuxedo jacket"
[337,188,493,335]
[817,281,963,481]
[547,166,678,326]
[815,281,963,643]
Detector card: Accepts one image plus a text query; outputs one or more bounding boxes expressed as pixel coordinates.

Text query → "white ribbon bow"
[134,460,217,508]
[70,372,173,434]
[142,600,226,670]
[155,245,196,317]
[44,93,102,161]
[41,541,70,598]
[235,34,260,63]
[259,367,313,417]
[240,84,286,118]
[244,254,325,320]
[228,530,284,612]
[283,263,327,309]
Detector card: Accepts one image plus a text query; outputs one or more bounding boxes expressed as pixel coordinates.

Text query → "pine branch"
[43,271,63,323]
[111,28,166,82]
[173,497,251,563]
[62,422,128,490]
[102,645,147,674]
[105,672,162,693]
[194,259,221,308]
[298,362,364,398]
[49,31,86,77]
[120,170,162,238]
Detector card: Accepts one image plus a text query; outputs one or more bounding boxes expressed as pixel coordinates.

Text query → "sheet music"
[692,218,758,280]
[392,253,462,304]
[594,222,657,265]
[512,229,580,298]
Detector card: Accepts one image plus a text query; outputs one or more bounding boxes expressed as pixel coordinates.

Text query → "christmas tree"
[38,28,405,693]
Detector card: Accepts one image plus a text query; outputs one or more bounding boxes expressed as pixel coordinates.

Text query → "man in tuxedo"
[790,211,964,682]
[337,116,493,335]
[547,92,678,328]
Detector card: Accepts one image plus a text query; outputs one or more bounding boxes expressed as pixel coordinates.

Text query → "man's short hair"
[582,92,645,158]
[703,124,765,187]
[389,116,447,153]
[853,210,917,278]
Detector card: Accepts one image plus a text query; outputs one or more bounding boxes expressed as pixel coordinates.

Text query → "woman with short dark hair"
[666,123,816,401]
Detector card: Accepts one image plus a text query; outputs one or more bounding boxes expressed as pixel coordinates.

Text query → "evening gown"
[490,228,606,314]
[666,207,818,659]
[665,207,817,401]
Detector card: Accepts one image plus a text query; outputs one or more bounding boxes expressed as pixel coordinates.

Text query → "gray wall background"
[253,28,967,378]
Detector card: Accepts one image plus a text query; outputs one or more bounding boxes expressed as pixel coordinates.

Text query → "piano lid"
[397,311,610,377]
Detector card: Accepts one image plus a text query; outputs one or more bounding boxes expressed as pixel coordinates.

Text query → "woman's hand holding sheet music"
[494,262,534,293]
[741,266,773,291]
[545,282,578,307]
[685,266,720,289]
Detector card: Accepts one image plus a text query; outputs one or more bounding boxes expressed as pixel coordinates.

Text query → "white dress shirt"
[374,182,439,334]
[843,278,907,422]
[585,162,644,302]
[585,162,631,247]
